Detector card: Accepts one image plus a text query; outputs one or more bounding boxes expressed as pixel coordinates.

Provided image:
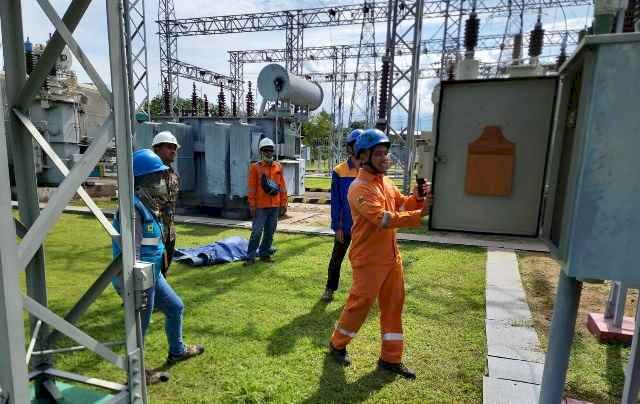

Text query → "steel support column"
[539,271,582,404]
[0,6,30,401]
[0,0,52,383]
[106,1,147,401]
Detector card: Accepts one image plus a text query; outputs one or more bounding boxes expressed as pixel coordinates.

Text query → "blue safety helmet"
[132,149,169,177]
[355,128,390,157]
[346,129,364,145]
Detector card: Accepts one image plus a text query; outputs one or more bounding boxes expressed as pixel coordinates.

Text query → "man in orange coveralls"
[329,128,432,379]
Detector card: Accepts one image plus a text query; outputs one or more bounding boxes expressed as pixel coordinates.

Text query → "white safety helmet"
[258,137,275,150]
[152,131,180,148]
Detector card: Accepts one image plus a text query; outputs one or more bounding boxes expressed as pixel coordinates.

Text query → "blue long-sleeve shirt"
[330,158,359,234]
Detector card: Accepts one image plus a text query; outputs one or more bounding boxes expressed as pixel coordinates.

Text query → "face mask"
[262,152,274,163]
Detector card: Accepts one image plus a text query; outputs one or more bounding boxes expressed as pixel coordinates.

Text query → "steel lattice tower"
[123,0,151,114]
[348,1,378,127]
[158,0,179,115]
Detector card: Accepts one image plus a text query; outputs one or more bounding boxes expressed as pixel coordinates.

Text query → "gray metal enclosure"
[541,33,640,284]
[430,77,557,236]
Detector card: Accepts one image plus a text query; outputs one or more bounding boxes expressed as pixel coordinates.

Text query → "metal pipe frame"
[0,0,146,402]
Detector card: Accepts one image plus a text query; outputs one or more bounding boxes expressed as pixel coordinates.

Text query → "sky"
[1,0,593,131]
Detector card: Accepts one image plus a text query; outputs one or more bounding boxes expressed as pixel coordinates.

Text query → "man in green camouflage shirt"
[152,131,180,277]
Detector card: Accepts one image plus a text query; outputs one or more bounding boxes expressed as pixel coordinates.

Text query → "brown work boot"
[145,369,170,385]
[166,344,204,365]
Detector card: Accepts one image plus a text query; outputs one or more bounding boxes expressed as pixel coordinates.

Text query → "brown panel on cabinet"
[465,126,515,197]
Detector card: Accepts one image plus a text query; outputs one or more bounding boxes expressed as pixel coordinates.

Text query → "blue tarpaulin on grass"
[174,236,249,267]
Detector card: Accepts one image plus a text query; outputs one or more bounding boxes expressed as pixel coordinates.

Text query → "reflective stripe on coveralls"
[330,168,423,364]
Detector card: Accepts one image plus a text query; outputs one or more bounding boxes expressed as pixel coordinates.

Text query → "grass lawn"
[519,253,638,404]
[68,196,118,210]
[29,213,486,403]
[305,176,404,191]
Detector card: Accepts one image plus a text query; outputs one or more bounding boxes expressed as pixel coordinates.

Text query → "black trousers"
[325,233,351,291]
[162,238,176,277]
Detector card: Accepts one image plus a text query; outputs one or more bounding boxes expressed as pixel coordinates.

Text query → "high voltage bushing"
[232,95,237,117]
[24,38,34,75]
[529,20,545,57]
[246,81,255,117]
[377,57,390,124]
[464,12,480,53]
[217,85,226,116]
[191,83,198,116]
[204,94,210,116]
[512,33,523,64]
[163,80,171,115]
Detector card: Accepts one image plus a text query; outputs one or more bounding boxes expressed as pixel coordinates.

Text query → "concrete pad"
[486,319,545,363]
[487,356,544,384]
[483,377,540,404]
[586,312,635,345]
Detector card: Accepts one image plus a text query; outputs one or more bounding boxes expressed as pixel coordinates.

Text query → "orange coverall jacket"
[348,169,424,267]
[247,161,288,210]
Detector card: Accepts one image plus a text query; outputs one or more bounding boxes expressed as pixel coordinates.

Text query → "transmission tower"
[348,2,377,127]
[329,47,348,168]
[158,0,179,114]
[123,0,151,114]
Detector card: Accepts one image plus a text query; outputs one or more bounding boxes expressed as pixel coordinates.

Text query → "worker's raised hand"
[420,183,433,217]
[413,181,431,201]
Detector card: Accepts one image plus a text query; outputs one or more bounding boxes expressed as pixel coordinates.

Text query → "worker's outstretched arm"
[388,179,424,212]
[349,186,422,229]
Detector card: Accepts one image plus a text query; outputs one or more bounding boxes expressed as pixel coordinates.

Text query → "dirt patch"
[518,252,638,343]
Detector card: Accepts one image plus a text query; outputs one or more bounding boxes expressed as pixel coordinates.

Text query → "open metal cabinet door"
[429,77,557,236]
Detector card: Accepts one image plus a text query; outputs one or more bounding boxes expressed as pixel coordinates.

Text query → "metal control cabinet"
[431,77,557,236]
[541,33,640,283]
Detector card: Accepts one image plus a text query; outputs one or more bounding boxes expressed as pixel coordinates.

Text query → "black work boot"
[321,288,334,302]
[243,258,256,267]
[377,359,416,379]
[329,343,351,367]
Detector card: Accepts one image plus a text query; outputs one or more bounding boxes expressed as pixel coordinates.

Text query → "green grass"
[28,213,486,403]
[68,197,118,209]
[305,176,404,191]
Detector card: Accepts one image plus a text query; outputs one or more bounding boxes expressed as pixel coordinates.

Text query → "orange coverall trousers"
[331,261,405,363]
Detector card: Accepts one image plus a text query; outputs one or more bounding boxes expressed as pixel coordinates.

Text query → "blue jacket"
[112,196,165,288]
[330,159,359,234]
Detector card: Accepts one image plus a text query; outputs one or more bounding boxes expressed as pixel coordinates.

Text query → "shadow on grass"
[266,299,341,356]
[301,354,396,404]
